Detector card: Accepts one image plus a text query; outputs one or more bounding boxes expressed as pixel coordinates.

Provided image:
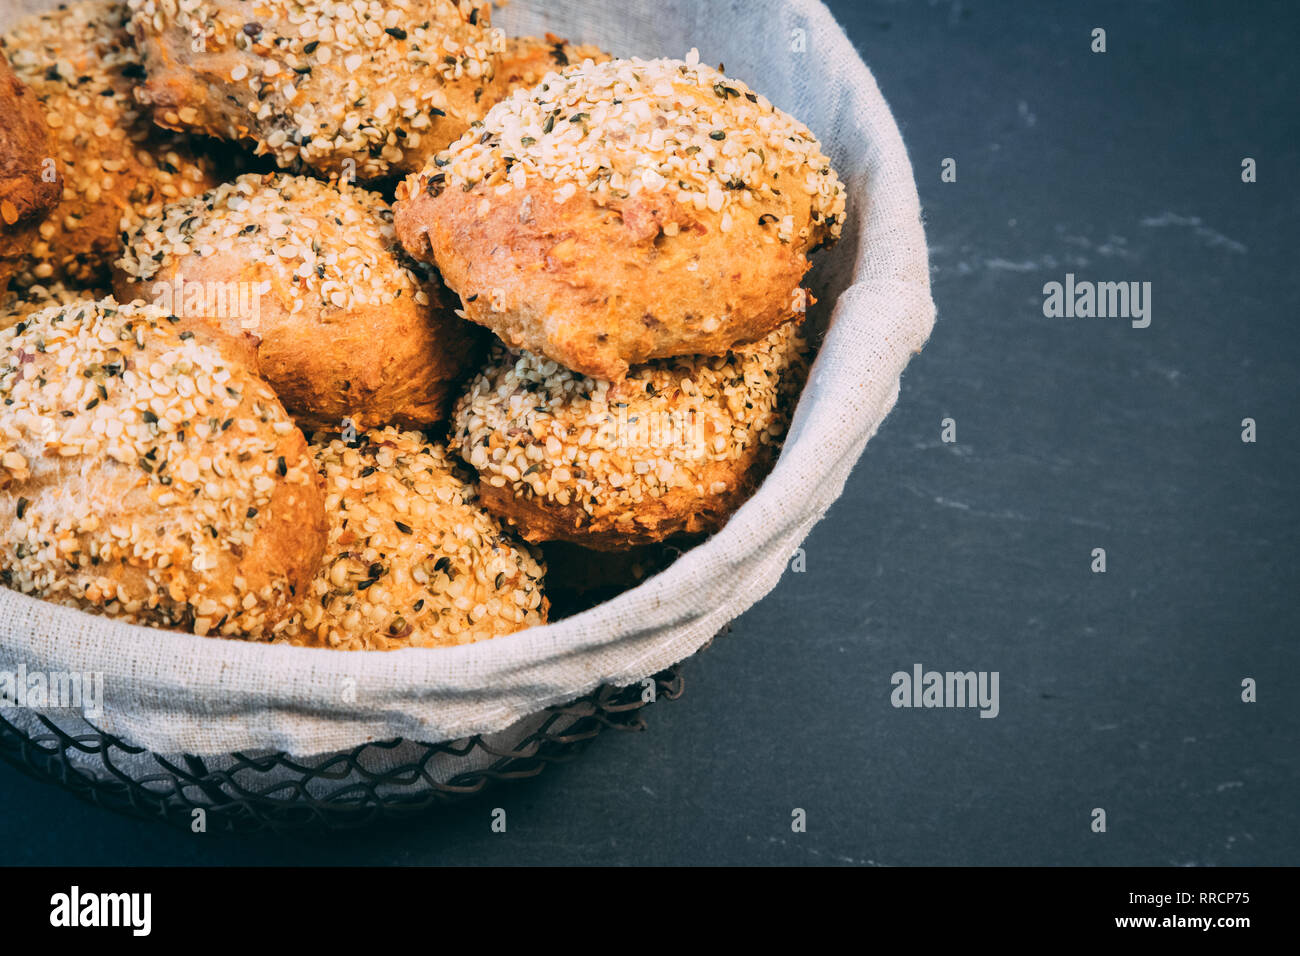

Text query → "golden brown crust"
[0,297,328,637]
[395,53,844,380]
[275,427,548,650]
[126,0,503,180]
[114,173,484,430]
[454,318,809,550]
[1,1,218,289]
[398,181,812,381]
[0,52,61,292]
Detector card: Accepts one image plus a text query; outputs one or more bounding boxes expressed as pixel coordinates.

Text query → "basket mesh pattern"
[0,663,687,832]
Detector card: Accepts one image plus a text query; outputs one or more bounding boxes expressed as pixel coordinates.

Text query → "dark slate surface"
[2,0,1295,865]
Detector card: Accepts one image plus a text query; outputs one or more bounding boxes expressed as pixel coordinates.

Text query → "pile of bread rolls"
[0,1,844,650]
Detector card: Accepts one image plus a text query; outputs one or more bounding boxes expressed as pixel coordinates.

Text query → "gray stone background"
[2,0,1296,865]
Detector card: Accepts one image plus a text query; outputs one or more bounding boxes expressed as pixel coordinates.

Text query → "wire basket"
[0,658,690,833]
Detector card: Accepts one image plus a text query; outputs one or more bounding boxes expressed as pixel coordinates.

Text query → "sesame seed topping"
[276,426,548,650]
[1,282,109,333]
[126,0,506,179]
[453,317,809,535]
[401,53,846,245]
[0,296,322,636]
[117,172,438,317]
[492,33,611,100]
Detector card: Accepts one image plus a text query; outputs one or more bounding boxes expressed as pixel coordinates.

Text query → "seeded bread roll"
[0,297,328,637]
[114,173,483,430]
[0,1,218,290]
[1,281,110,332]
[492,34,611,101]
[395,52,845,380]
[276,427,548,650]
[453,313,809,549]
[126,0,504,181]
[0,52,62,294]
[0,0,218,290]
